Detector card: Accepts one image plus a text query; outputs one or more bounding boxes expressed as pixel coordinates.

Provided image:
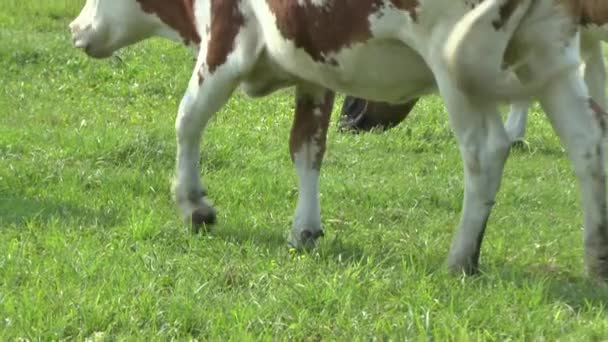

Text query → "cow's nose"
[73,38,88,49]
[69,22,91,49]
[69,22,91,34]
[69,21,79,34]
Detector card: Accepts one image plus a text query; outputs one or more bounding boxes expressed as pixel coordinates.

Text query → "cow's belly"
[325,41,436,103]
[268,40,436,104]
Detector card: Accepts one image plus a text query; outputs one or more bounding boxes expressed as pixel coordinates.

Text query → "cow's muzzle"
[69,22,112,59]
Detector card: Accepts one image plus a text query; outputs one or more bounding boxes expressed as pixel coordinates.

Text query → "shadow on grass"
[204,220,607,309]
[0,195,120,228]
[483,260,608,310]
[209,223,372,263]
[319,236,368,263]
[541,277,608,310]
[510,140,566,157]
[212,223,288,249]
[210,223,445,272]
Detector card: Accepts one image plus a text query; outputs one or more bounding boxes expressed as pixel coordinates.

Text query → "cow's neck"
[135,0,202,46]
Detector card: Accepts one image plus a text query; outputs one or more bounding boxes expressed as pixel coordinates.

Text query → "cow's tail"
[442,0,573,101]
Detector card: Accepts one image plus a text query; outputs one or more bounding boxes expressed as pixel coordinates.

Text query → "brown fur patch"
[578,0,608,26]
[561,0,608,26]
[389,0,420,21]
[135,0,200,45]
[206,0,245,73]
[266,0,418,64]
[289,89,335,170]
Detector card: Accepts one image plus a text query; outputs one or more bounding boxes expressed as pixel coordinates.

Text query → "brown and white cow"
[339,25,607,138]
[69,0,608,279]
[505,25,608,142]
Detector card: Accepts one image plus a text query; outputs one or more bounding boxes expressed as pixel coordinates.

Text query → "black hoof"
[300,229,324,247]
[586,253,608,282]
[510,139,528,149]
[447,260,481,277]
[191,207,216,234]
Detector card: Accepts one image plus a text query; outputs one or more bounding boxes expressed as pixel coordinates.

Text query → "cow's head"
[69,0,169,58]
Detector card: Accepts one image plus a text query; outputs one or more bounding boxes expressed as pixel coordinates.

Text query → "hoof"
[585,253,608,282]
[447,256,480,276]
[191,206,216,234]
[288,229,324,250]
[510,138,528,149]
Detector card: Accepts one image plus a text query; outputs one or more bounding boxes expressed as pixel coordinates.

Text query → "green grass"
[1,1,608,340]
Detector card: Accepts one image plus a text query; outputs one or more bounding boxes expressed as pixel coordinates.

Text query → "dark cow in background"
[339,96,418,132]
[70,0,608,279]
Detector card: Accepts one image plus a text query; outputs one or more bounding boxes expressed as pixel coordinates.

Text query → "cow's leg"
[433,70,511,274]
[288,85,335,249]
[503,38,605,146]
[504,100,530,143]
[537,69,608,280]
[173,58,238,232]
[582,37,607,109]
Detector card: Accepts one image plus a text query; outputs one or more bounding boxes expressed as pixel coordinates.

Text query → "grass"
[1,1,608,340]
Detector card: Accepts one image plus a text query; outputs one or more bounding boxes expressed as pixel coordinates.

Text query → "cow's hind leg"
[173,58,238,233]
[537,68,608,280]
[582,36,607,109]
[504,100,530,144]
[433,70,511,275]
[288,85,335,249]
[503,36,606,146]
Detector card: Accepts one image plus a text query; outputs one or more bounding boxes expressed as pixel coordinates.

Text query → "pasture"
[1,0,608,339]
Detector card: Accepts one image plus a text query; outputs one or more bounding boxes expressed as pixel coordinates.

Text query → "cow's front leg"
[173,59,238,232]
[288,85,335,249]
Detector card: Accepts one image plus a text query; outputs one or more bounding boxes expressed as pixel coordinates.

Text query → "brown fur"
[266,0,418,64]
[136,0,245,75]
[289,90,335,170]
[206,0,245,73]
[580,0,608,26]
[561,0,608,26]
[390,0,420,21]
[135,0,200,44]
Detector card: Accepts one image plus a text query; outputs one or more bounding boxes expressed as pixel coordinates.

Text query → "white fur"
[505,28,607,143]
[289,149,322,246]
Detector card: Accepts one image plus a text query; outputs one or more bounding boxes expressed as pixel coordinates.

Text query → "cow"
[342,26,607,139]
[69,0,608,279]
[338,95,419,132]
[505,26,608,142]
